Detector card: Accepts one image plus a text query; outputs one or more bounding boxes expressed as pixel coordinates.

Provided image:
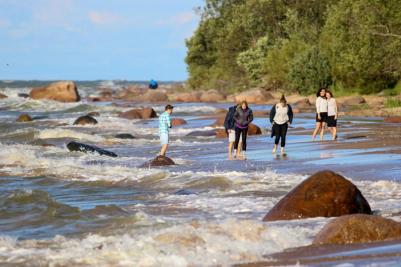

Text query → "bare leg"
[332,127,337,140]
[160,144,168,156]
[312,122,322,140]
[228,142,234,160]
[272,144,277,154]
[320,122,326,141]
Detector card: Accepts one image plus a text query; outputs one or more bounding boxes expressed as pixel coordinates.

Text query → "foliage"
[385,98,401,108]
[186,0,401,94]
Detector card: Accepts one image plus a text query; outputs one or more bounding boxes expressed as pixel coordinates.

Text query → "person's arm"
[269,105,276,124]
[334,99,338,120]
[288,104,293,124]
[167,114,172,128]
[247,109,254,124]
[316,98,321,119]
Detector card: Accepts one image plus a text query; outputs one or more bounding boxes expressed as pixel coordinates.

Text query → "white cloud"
[88,11,127,26]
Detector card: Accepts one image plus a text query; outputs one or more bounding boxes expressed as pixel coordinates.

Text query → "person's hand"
[318,115,321,120]
[335,116,337,120]
[287,122,291,126]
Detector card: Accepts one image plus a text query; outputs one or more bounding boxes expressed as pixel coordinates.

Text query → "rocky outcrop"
[263,170,372,221]
[73,115,98,125]
[171,118,187,126]
[137,90,168,102]
[115,133,135,139]
[30,81,80,102]
[0,93,7,99]
[313,214,401,245]
[339,96,367,106]
[141,155,175,167]
[174,92,202,102]
[293,98,313,110]
[200,90,226,103]
[384,116,401,123]
[16,114,33,122]
[119,108,157,120]
[234,89,274,104]
[66,141,118,157]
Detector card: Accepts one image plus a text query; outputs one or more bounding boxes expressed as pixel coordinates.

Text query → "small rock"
[141,155,175,167]
[18,93,30,98]
[73,115,98,125]
[0,93,7,99]
[16,114,33,122]
[171,118,187,127]
[248,123,262,135]
[115,133,135,139]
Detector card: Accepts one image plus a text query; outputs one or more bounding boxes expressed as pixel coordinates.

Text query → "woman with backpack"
[270,94,293,155]
[234,100,253,160]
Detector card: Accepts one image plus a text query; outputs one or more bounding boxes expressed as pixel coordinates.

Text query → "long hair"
[316,87,327,97]
[279,94,287,106]
[326,90,334,98]
[240,100,248,109]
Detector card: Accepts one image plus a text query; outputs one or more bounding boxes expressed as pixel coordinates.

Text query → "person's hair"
[165,104,174,111]
[316,87,327,97]
[279,94,287,105]
[326,90,334,98]
[240,100,248,109]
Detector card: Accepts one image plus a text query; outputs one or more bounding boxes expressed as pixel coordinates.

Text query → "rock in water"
[141,156,175,167]
[263,170,371,221]
[16,114,33,122]
[18,93,30,98]
[67,141,118,157]
[30,81,80,102]
[73,115,98,125]
[248,123,262,135]
[0,93,7,99]
[313,214,401,245]
[115,133,135,139]
[384,116,401,123]
[171,118,187,126]
[119,108,157,120]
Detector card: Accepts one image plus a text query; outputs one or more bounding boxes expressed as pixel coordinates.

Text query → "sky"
[0,0,203,81]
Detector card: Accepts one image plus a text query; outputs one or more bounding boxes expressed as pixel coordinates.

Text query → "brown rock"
[293,98,313,110]
[141,155,175,167]
[263,170,372,221]
[253,110,269,117]
[340,96,367,106]
[119,108,157,120]
[30,81,80,102]
[313,214,401,245]
[234,89,274,104]
[248,123,262,135]
[174,92,202,102]
[16,114,33,122]
[171,118,187,126]
[384,116,401,123]
[73,115,98,125]
[200,90,226,103]
[0,92,7,99]
[211,117,226,127]
[216,129,228,138]
[138,90,168,102]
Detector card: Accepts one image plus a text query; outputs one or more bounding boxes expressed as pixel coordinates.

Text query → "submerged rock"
[66,141,118,157]
[115,133,135,139]
[141,155,175,167]
[119,107,157,120]
[73,115,98,125]
[16,114,33,122]
[171,118,187,126]
[18,93,30,98]
[30,81,80,102]
[313,214,401,245]
[263,170,372,221]
[0,92,7,99]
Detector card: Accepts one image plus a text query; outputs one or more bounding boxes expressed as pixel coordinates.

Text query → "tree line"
[185,0,401,95]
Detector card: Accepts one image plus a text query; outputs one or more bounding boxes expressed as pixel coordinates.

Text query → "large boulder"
[16,114,33,122]
[248,123,262,135]
[339,96,366,106]
[119,108,157,120]
[66,141,118,157]
[313,214,401,245]
[263,170,372,221]
[138,90,168,102]
[141,155,175,167]
[174,92,202,102]
[0,92,7,99]
[171,118,187,127]
[30,81,80,102]
[200,90,226,103]
[73,115,98,125]
[384,116,401,123]
[293,98,313,110]
[234,89,274,104]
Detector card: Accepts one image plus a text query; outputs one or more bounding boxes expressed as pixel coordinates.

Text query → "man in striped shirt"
[159,104,173,156]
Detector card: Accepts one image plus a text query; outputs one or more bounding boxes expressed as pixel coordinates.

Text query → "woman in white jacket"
[312,88,328,141]
[326,90,338,140]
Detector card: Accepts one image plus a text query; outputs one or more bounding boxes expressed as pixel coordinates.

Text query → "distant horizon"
[0,1,203,81]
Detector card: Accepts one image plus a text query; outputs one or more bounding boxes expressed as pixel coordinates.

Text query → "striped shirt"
[159,111,171,134]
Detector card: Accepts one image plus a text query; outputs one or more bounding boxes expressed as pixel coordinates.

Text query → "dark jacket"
[234,107,253,128]
[269,104,293,124]
[224,105,237,130]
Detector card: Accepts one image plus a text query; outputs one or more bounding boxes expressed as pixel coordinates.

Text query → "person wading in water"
[224,103,242,160]
[270,94,293,155]
[233,100,253,160]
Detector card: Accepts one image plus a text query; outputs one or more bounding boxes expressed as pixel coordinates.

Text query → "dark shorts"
[316,112,328,123]
[327,116,337,127]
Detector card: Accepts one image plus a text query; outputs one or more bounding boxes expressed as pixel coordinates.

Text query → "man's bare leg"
[228,142,234,160]
[160,144,168,156]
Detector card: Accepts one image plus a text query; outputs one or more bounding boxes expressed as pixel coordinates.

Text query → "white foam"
[35,129,104,142]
